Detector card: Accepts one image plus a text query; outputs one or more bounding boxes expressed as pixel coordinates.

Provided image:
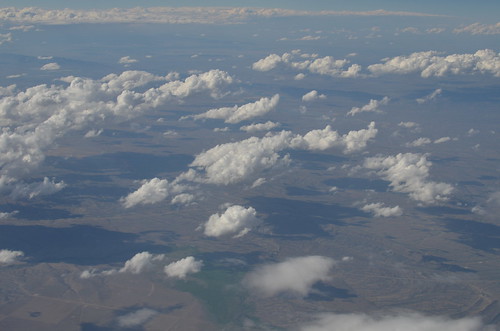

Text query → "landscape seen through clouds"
[0,3,498,331]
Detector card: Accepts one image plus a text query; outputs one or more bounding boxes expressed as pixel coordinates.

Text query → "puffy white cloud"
[244,256,335,297]
[164,256,203,279]
[299,312,491,331]
[368,49,500,77]
[251,177,266,188]
[121,178,187,208]
[302,90,326,102]
[252,51,361,78]
[80,251,165,278]
[294,73,306,80]
[40,62,60,70]
[189,130,293,185]
[9,25,35,31]
[119,251,164,274]
[200,205,260,237]
[9,177,66,199]
[364,153,454,204]
[189,94,279,124]
[348,97,389,116]
[0,210,18,219]
[361,202,403,217]
[118,56,138,64]
[417,88,442,104]
[117,308,158,328]
[454,22,500,35]
[293,121,378,153]
[398,121,419,129]
[406,137,432,147]
[252,54,283,71]
[124,123,377,205]
[240,121,280,133]
[0,249,24,264]
[0,69,232,198]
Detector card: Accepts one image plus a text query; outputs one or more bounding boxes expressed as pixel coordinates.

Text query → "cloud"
[251,177,266,188]
[118,56,138,64]
[0,249,24,264]
[298,312,492,331]
[294,73,306,80]
[416,88,442,103]
[121,178,187,208]
[302,90,326,102]
[119,251,165,274]
[454,22,500,35]
[361,203,403,217]
[40,62,60,70]
[406,137,431,147]
[0,7,441,25]
[0,69,232,198]
[252,50,361,78]
[240,121,280,133]
[293,121,378,153]
[124,122,377,204]
[200,205,260,238]
[164,256,203,279]
[348,96,389,116]
[244,256,335,297]
[0,33,12,45]
[363,153,454,204]
[368,49,500,77]
[434,137,451,144]
[117,308,158,328]
[189,130,294,185]
[9,25,35,32]
[81,251,165,278]
[188,94,279,124]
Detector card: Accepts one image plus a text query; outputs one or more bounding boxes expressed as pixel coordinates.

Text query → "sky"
[0,0,499,20]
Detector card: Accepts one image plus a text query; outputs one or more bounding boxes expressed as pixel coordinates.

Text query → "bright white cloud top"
[240,121,280,133]
[201,205,260,238]
[368,49,500,77]
[164,256,203,279]
[364,153,454,204]
[244,256,335,297]
[361,203,403,217]
[188,94,280,124]
[302,90,326,102]
[348,96,390,116]
[0,249,24,264]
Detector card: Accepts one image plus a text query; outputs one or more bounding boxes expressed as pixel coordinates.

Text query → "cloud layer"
[0,69,232,199]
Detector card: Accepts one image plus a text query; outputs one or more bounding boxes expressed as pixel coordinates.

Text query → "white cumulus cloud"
[121,178,187,208]
[164,256,203,279]
[117,308,158,328]
[406,137,432,147]
[244,256,335,297]
[240,121,280,133]
[416,88,442,104]
[348,96,390,116]
[0,249,24,264]
[200,205,260,237]
[302,90,326,102]
[188,94,279,123]
[364,153,454,204]
[118,56,138,64]
[368,49,500,77]
[361,202,403,217]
